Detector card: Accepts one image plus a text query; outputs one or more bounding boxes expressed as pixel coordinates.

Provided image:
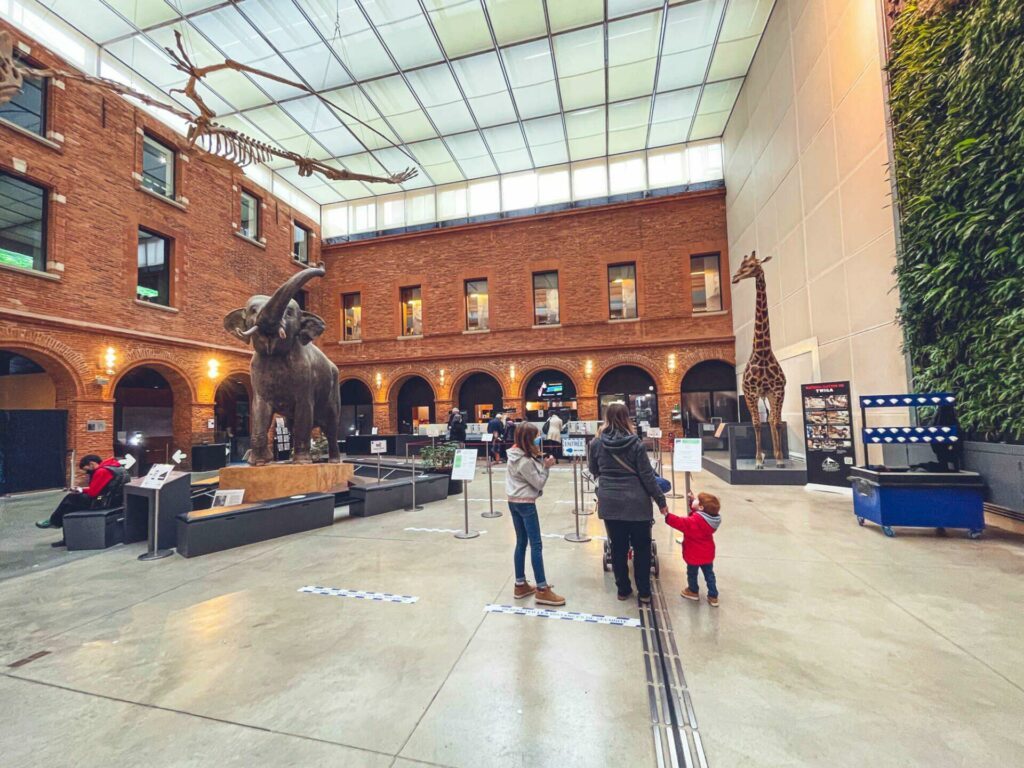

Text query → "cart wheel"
[652,556,660,577]
[968,529,983,540]
[856,516,866,527]
[882,525,895,538]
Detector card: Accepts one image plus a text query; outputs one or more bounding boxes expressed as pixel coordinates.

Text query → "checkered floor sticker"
[484,604,640,627]
[299,586,419,604]
[404,527,488,534]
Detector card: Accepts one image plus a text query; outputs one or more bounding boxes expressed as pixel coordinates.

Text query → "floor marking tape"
[484,603,640,627]
[404,527,487,534]
[299,586,419,603]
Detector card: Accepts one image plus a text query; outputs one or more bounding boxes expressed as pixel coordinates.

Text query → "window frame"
[140,133,177,199]
[0,170,48,273]
[532,270,560,326]
[342,291,362,341]
[292,220,311,263]
[690,252,723,313]
[464,278,489,332]
[239,189,261,240]
[1,51,48,137]
[607,262,638,320]
[136,227,173,307]
[400,285,423,337]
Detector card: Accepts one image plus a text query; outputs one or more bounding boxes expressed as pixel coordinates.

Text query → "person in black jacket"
[448,408,467,444]
[588,403,668,604]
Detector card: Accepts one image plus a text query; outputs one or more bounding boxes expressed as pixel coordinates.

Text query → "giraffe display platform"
[702,423,807,485]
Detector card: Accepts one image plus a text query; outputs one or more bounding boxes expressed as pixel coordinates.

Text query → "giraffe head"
[731,250,772,284]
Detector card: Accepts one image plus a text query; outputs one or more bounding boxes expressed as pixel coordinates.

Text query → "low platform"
[218,462,353,502]
[703,450,807,485]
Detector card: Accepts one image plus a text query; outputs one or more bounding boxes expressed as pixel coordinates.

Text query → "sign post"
[480,434,501,518]
[564,453,590,544]
[647,427,663,475]
[370,439,387,482]
[407,451,424,511]
[562,438,591,516]
[451,448,480,539]
[673,437,702,500]
[138,463,175,561]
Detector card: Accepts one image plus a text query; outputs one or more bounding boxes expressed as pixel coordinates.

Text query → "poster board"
[451,449,478,481]
[140,463,174,489]
[801,381,855,486]
[480,432,493,443]
[562,437,586,457]
[646,427,662,439]
[370,439,387,454]
[672,438,702,472]
[212,489,245,508]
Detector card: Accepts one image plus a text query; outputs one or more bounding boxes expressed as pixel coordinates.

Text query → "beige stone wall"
[723,0,909,460]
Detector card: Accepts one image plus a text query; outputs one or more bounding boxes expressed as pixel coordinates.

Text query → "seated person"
[36,455,121,545]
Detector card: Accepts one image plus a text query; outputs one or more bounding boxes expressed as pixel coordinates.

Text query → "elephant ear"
[224,308,251,343]
[299,311,326,345]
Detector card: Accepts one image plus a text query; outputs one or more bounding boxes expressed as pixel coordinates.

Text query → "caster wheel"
[856,516,866,526]
[969,529,983,540]
[882,526,895,538]
[603,559,612,572]
[653,559,660,577]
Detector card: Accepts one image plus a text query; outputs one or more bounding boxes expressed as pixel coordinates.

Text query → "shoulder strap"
[609,451,638,476]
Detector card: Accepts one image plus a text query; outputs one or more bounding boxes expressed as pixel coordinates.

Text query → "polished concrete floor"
[2,463,1023,767]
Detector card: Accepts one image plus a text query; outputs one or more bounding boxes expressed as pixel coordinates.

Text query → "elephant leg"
[292,406,313,464]
[324,411,341,464]
[768,391,785,463]
[250,397,274,466]
[745,390,764,469]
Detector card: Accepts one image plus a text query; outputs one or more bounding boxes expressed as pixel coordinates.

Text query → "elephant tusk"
[240,325,261,337]
[278,325,287,339]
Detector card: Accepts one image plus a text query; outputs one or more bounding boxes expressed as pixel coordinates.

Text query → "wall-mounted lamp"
[667,353,677,373]
[584,359,593,377]
[102,345,117,375]
[509,364,516,382]
[375,371,383,388]
[207,358,220,379]
[439,368,446,386]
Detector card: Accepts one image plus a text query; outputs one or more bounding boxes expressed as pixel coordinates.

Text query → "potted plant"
[419,441,462,495]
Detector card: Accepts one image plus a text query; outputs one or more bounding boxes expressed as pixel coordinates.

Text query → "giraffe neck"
[752,272,773,357]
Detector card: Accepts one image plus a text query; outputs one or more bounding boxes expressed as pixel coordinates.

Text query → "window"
[343,292,361,341]
[400,286,422,336]
[240,191,259,239]
[292,222,310,263]
[533,271,559,325]
[0,171,47,272]
[295,290,307,311]
[0,53,46,136]
[137,229,170,306]
[608,263,637,320]
[690,254,722,312]
[141,134,175,198]
[465,279,489,331]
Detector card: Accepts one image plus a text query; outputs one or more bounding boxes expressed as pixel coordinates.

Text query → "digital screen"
[537,381,564,398]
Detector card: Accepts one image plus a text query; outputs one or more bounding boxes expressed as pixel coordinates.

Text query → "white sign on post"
[480,432,493,443]
[371,427,379,435]
[212,489,245,508]
[647,427,662,439]
[140,463,174,489]
[673,438,703,473]
[451,449,479,481]
[562,437,586,457]
[370,439,387,454]
[639,420,650,429]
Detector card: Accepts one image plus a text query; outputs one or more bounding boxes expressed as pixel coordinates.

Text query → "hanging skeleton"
[0,29,416,186]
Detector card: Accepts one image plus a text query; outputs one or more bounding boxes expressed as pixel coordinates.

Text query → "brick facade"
[0,21,315,482]
[322,190,736,445]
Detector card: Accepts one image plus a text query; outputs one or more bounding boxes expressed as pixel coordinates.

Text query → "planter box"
[963,441,1024,515]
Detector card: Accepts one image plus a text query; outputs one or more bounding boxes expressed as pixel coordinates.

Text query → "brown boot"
[514,581,536,600]
[534,585,566,606]
[681,588,699,601]
[707,595,719,607]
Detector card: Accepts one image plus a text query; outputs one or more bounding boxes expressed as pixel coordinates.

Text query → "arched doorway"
[340,378,373,436]
[114,365,190,473]
[0,350,67,492]
[215,373,251,462]
[456,372,503,423]
[597,365,658,426]
[680,360,738,437]
[523,368,578,421]
[396,376,435,434]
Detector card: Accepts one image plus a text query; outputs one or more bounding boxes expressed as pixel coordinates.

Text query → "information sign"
[562,437,587,457]
[801,381,854,487]
[647,427,662,439]
[451,449,479,481]
[370,439,387,454]
[672,439,702,473]
[140,463,174,489]
[480,433,493,443]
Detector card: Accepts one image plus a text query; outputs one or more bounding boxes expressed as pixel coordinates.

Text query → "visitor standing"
[544,410,564,464]
[505,422,565,606]
[487,410,504,463]
[661,490,721,607]
[587,403,668,603]
[449,408,467,445]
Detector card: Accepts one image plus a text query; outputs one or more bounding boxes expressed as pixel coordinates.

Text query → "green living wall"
[888,0,1024,440]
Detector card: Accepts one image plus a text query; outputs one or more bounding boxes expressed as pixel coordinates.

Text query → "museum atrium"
[0,0,1021,766]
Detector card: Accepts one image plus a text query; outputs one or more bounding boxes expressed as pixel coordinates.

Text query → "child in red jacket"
[661,491,721,607]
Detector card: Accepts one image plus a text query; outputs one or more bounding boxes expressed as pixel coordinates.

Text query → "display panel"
[801,381,855,486]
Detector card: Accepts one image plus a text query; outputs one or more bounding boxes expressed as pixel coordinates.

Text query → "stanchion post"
[565,456,590,543]
[684,470,692,498]
[376,452,382,484]
[667,433,685,499]
[138,491,173,561]
[408,453,423,511]
[481,447,501,518]
[454,477,480,539]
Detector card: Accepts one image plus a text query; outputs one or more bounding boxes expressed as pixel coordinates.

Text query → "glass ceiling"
[43,0,774,203]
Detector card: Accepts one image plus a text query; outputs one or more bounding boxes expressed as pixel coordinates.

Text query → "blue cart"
[850,467,985,538]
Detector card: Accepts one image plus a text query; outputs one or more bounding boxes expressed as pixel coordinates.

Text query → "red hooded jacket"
[665,511,718,565]
[81,458,121,499]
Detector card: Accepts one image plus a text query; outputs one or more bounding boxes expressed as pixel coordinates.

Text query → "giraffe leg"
[745,391,764,468]
[767,391,785,466]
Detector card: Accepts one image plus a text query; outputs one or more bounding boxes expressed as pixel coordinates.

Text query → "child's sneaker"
[514,582,536,600]
[681,588,699,601]
[707,595,719,607]
[535,586,566,606]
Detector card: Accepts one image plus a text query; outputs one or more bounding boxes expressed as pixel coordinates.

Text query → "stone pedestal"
[218,462,354,502]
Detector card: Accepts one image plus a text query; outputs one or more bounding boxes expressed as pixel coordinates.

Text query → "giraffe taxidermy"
[732,251,787,468]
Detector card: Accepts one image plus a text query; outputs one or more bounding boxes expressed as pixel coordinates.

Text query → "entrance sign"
[647,427,662,439]
[140,463,173,489]
[370,439,387,454]
[801,381,854,487]
[480,432,493,443]
[673,439,702,472]
[562,437,586,457]
[451,449,478,481]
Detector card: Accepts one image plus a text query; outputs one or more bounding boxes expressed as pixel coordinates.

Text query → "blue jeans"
[687,564,718,598]
[509,502,547,588]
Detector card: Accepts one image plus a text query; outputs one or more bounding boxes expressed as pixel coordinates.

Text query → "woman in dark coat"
[588,403,668,603]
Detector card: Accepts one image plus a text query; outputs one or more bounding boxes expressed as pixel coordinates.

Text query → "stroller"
[598,473,671,578]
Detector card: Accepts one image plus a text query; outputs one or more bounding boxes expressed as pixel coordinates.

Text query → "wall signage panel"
[801,381,855,487]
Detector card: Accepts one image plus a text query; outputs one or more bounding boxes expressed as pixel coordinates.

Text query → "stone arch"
[451,369,506,422]
[112,360,196,471]
[387,373,437,434]
[596,363,661,427]
[594,358,662,395]
[339,376,374,436]
[518,364,580,401]
[449,365,509,402]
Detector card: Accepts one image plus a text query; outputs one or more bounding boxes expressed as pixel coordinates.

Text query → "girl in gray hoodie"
[505,422,565,606]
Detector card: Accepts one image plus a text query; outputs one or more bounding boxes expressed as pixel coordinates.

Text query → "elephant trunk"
[255,265,325,333]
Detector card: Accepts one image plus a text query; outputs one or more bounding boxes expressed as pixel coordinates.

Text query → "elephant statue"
[224,265,340,465]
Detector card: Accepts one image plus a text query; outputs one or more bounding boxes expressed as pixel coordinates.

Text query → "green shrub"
[889,0,1024,440]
